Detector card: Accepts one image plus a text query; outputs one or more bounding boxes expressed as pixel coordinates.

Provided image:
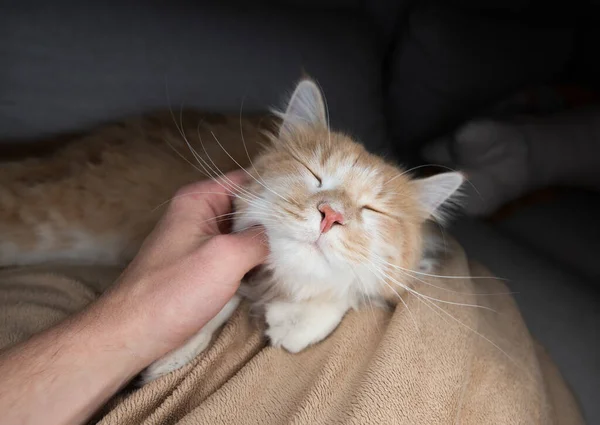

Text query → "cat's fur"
[0,79,463,384]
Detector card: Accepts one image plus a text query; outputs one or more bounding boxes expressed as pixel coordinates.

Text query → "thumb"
[202,227,269,282]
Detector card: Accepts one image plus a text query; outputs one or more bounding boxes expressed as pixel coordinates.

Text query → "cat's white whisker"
[367,247,507,282]
[179,128,272,215]
[397,264,514,297]
[194,124,264,203]
[358,253,497,313]
[360,257,533,381]
[166,107,266,210]
[367,250,513,296]
[150,192,283,221]
[162,137,211,180]
[418,293,534,382]
[187,126,259,202]
[209,130,297,205]
[374,270,421,333]
[167,105,267,211]
[349,266,381,334]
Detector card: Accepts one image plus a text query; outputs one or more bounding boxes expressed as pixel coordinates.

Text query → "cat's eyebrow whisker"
[209,130,298,205]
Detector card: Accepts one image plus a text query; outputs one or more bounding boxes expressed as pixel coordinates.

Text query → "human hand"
[96,170,268,364]
[0,171,268,425]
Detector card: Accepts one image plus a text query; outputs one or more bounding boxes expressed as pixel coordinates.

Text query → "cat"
[0,79,464,384]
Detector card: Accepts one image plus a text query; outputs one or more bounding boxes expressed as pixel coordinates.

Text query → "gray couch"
[2,1,598,422]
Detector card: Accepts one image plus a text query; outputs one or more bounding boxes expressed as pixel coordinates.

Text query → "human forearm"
[0,296,148,425]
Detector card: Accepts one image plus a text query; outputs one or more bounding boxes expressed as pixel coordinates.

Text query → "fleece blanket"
[0,240,583,425]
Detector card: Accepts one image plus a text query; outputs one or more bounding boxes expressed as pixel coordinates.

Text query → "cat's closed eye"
[362,205,385,215]
[300,163,322,187]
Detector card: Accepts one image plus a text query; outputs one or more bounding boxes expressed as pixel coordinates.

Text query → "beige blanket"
[0,241,583,424]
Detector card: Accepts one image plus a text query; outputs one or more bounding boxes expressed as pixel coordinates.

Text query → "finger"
[201,227,269,282]
[174,169,248,210]
[199,169,250,220]
[168,170,250,232]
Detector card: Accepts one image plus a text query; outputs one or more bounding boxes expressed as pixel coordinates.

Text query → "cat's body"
[0,112,269,267]
[0,80,463,384]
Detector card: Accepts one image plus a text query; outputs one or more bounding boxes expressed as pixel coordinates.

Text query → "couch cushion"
[0,1,390,154]
[386,5,574,152]
[450,218,600,424]
[495,190,600,282]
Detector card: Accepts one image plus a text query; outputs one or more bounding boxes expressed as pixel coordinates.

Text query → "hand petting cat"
[107,169,268,361]
[0,171,268,425]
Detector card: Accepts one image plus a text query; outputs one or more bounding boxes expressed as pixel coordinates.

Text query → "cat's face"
[234,80,463,302]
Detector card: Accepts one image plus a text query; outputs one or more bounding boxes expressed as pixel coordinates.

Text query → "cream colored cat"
[0,79,463,384]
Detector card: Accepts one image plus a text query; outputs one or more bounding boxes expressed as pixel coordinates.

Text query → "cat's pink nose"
[318,204,344,234]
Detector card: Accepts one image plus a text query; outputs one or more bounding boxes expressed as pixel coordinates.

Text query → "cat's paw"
[264,301,347,353]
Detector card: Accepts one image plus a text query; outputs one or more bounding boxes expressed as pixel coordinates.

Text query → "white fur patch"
[265,299,349,353]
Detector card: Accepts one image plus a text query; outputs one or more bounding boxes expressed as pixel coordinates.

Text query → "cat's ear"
[277,79,327,137]
[413,172,464,220]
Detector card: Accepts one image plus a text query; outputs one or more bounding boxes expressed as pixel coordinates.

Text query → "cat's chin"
[310,239,326,256]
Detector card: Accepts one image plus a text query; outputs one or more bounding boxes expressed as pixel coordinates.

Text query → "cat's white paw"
[264,301,348,353]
